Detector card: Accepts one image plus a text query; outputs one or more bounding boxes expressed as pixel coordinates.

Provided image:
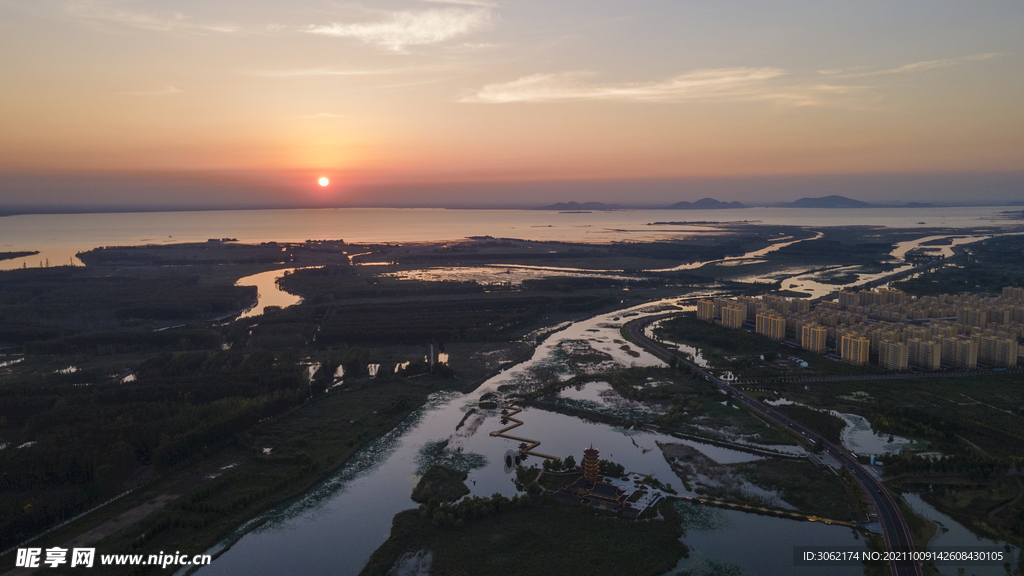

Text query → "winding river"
[195,295,870,576]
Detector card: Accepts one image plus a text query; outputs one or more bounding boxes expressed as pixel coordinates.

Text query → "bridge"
[489,401,561,461]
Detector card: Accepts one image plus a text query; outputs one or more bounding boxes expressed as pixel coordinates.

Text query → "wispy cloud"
[67,1,238,34]
[819,53,998,77]
[446,41,500,52]
[418,0,498,7]
[121,86,182,96]
[307,8,491,52]
[461,68,798,104]
[247,67,409,78]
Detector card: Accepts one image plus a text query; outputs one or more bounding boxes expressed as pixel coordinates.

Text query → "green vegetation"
[415,440,487,475]
[759,373,1024,458]
[905,478,1024,549]
[599,459,626,477]
[1,376,452,573]
[755,373,1024,546]
[539,472,579,491]
[529,366,796,446]
[0,267,256,345]
[894,234,1024,296]
[0,349,307,548]
[736,459,858,520]
[894,493,938,553]
[411,466,471,503]
[773,404,846,444]
[360,499,687,576]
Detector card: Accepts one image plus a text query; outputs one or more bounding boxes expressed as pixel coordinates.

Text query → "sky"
[1,0,1022,209]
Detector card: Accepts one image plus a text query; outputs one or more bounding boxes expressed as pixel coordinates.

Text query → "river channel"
[195,294,872,576]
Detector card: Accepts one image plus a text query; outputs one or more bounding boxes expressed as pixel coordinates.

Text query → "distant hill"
[900,202,934,208]
[536,201,626,211]
[774,195,872,209]
[665,198,745,210]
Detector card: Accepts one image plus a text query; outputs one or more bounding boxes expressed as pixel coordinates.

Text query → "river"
[194,295,870,576]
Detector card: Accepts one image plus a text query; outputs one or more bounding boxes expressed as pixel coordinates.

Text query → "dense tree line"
[0,349,306,549]
[0,267,255,342]
[884,451,1021,480]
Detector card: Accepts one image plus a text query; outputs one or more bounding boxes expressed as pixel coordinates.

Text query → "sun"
[318,177,329,187]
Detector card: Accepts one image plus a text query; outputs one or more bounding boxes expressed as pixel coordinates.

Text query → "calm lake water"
[2,205,1021,270]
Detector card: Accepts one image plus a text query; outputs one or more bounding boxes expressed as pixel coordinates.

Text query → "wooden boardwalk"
[489,401,560,461]
[678,493,857,528]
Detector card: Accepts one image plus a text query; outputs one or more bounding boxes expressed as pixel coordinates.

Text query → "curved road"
[627,314,922,576]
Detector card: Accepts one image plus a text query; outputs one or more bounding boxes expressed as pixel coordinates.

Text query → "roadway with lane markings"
[626,313,922,576]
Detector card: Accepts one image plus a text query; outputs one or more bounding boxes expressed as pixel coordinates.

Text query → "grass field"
[359,500,687,576]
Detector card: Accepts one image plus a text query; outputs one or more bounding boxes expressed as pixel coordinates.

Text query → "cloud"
[819,53,998,77]
[460,69,883,108]
[67,1,238,33]
[418,0,498,7]
[446,41,500,51]
[307,8,490,52]
[461,68,796,103]
[121,86,182,96]
[247,67,408,78]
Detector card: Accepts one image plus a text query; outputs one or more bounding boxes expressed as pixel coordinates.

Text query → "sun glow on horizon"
[318,177,329,187]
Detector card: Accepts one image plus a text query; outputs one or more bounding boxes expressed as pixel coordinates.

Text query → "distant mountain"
[536,201,626,210]
[900,202,934,208]
[774,195,872,209]
[665,198,745,210]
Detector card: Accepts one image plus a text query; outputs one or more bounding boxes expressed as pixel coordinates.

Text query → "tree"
[563,455,576,470]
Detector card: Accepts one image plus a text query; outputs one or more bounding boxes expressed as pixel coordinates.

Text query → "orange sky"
[1,1,1022,207]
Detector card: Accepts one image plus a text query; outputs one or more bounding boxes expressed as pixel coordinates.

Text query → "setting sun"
[318,177,329,187]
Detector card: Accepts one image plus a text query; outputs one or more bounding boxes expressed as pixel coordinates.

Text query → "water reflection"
[765,399,914,457]
[903,493,1020,576]
[759,234,992,299]
[835,412,914,457]
[672,501,869,575]
[235,268,303,319]
[646,232,824,273]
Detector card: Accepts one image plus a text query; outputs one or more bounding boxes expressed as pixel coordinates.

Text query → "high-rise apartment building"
[801,324,827,353]
[841,335,870,365]
[879,340,909,370]
[756,312,786,341]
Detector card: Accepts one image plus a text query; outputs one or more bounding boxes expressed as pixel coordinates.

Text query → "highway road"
[627,313,922,576]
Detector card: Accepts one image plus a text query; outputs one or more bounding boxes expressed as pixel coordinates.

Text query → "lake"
[2,205,1021,270]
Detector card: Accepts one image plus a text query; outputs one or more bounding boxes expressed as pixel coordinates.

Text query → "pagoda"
[582,445,600,485]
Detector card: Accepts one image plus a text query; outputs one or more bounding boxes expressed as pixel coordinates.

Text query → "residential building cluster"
[695,286,1024,370]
